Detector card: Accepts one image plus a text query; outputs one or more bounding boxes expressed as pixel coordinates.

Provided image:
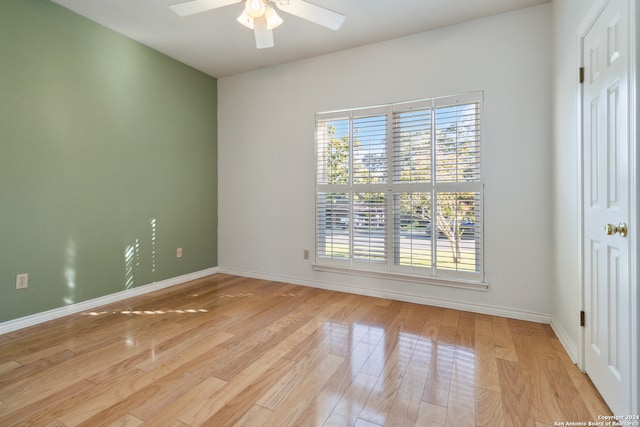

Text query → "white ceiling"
[50,0,549,78]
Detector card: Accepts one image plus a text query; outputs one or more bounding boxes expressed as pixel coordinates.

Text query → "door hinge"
[579,67,585,84]
[580,310,585,327]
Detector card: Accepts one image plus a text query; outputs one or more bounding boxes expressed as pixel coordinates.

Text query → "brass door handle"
[605,223,628,237]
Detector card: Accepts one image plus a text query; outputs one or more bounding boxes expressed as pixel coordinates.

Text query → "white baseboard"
[0,267,219,335]
[550,317,578,363]
[219,267,552,324]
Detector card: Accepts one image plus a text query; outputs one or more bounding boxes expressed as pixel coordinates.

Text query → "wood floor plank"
[445,347,476,427]
[491,316,518,362]
[292,331,382,427]
[176,305,342,426]
[441,309,460,328]
[385,338,432,426]
[56,368,159,426]
[508,321,558,423]
[257,335,333,411]
[176,352,295,427]
[323,372,378,427]
[279,293,361,364]
[421,325,456,407]
[419,306,444,341]
[209,313,313,382]
[0,274,613,427]
[548,336,611,420]
[443,313,475,427]
[282,299,359,355]
[0,379,94,426]
[222,283,310,336]
[232,404,276,427]
[415,401,447,427]
[0,360,20,375]
[0,348,76,390]
[141,376,226,426]
[250,353,345,427]
[508,320,589,425]
[476,387,506,427]
[74,344,230,426]
[10,328,124,367]
[133,329,234,373]
[106,413,144,427]
[128,348,236,421]
[20,279,230,360]
[496,358,536,427]
[287,319,386,426]
[475,316,500,392]
[354,417,383,427]
[1,319,100,364]
[536,335,592,422]
[208,362,299,427]
[358,304,428,426]
[0,336,148,412]
[321,299,385,360]
[279,360,350,426]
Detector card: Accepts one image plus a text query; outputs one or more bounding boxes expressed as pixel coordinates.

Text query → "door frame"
[576,0,638,412]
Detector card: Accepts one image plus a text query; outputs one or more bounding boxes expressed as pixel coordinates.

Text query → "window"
[315,93,484,286]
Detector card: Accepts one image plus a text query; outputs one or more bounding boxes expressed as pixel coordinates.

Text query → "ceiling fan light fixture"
[237,9,254,29]
[264,5,283,29]
[171,0,346,49]
[245,0,266,18]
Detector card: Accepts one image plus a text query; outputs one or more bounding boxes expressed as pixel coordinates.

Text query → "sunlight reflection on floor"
[81,308,209,316]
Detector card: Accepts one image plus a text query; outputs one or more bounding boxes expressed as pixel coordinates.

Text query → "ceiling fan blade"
[254,17,274,49]
[274,0,345,31]
[169,0,242,17]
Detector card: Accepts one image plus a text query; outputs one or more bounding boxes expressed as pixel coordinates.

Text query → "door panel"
[583,0,631,414]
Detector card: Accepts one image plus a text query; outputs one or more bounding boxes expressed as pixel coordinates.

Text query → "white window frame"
[314,92,486,290]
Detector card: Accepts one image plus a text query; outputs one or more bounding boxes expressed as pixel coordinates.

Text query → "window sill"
[312,264,488,291]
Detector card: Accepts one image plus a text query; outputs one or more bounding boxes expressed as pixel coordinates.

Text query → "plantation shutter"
[352,111,388,265]
[315,93,483,285]
[316,115,350,261]
[432,96,482,278]
[391,101,433,272]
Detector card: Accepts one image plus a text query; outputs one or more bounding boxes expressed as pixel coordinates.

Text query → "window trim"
[315,92,486,289]
[311,264,488,291]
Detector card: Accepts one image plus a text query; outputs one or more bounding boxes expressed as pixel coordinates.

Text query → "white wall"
[218,4,553,321]
[550,0,600,360]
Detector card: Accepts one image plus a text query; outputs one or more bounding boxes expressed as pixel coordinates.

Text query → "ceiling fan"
[169,0,346,49]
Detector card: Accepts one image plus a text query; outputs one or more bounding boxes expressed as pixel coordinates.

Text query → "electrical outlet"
[177,247,183,258]
[16,273,28,290]
[303,249,310,260]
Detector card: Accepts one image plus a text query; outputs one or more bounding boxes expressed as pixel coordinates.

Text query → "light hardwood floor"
[0,274,611,426]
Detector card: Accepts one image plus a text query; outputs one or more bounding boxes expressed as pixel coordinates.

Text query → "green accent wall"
[0,0,218,322]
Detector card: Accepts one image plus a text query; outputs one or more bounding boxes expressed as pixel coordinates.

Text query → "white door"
[582,0,633,414]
